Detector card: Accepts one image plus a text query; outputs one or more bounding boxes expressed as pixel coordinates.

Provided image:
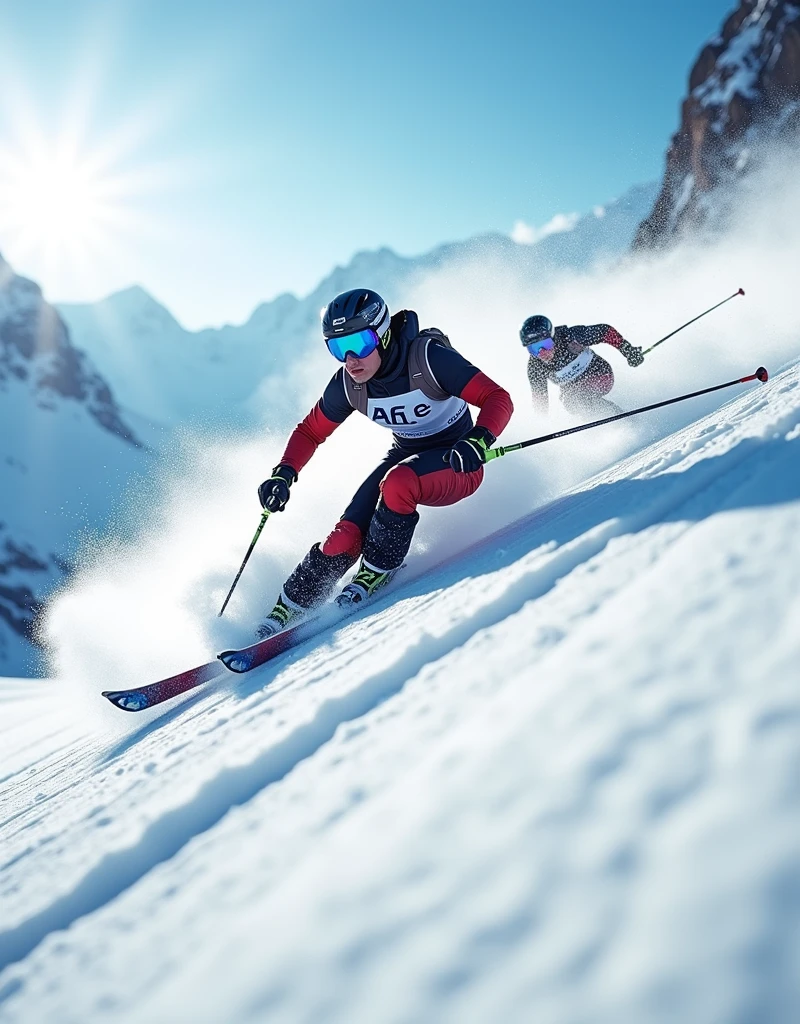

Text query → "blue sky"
[0,0,731,329]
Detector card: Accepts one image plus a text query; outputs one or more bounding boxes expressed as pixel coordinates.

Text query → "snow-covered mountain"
[1,356,797,1023]
[0,254,153,676]
[0,254,137,443]
[57,182,657,430]
[634,0,800,248]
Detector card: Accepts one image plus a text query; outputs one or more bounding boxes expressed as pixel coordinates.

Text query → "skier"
[520,314,644,417]
[255,288,514,637]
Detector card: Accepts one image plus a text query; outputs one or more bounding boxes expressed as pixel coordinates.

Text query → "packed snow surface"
[1,360,799,1023]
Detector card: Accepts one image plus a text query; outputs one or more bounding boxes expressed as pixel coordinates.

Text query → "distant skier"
[520,314,644,417]
[255,288,514,637]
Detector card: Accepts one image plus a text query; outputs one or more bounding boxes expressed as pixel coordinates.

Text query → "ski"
[102,660,226,712]
[220,563,406,672]
[102,610,339,711]
[102,567,406,711]
[218,612,329,672]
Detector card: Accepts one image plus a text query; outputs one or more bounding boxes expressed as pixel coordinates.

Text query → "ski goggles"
[325,327,381,362]
[526,336,555,356]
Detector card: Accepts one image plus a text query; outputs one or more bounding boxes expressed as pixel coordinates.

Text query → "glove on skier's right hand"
[619,340,644,367]
[445,425,496,474]
[258,464,297,512]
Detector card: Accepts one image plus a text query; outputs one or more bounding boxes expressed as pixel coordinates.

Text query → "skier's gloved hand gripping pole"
[446,425,496,473]
[642,288,745,356]
[218,465,297,617]
[484,367,769,463]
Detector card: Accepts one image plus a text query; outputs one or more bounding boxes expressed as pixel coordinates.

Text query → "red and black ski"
[102,611,336,712]
[102,571,405,712]
[102,660,226,712]
[217,615,320,673]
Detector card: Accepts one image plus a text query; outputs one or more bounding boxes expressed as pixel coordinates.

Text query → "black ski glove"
[445,425,496,474]
[258,464,297,512]
[619,339,644,367]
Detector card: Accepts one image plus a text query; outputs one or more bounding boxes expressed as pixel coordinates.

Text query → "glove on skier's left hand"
[445,425,496,474]
[619,340,644,367]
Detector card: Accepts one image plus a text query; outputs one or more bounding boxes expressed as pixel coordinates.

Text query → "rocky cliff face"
[634,0,800,249]
[0,254,139,444]
[0,254,146,673]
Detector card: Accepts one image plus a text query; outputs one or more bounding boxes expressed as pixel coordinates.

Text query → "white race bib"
[366,388,467,439]
[553,349,593,384]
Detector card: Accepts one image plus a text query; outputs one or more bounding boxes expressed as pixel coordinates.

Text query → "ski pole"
[218,510,271,617]
[642,288,745,355]
[485,366,768,463]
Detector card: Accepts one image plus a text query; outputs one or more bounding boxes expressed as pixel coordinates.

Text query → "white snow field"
[1,359,799,1024]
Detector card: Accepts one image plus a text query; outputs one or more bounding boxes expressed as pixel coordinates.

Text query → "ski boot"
[336,558,399,608]
[256,591,305,640]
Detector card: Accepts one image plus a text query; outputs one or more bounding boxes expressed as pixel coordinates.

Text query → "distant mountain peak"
[98,284,183,328]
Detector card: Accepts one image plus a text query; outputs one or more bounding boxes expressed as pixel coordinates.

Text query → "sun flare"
[0,141,124,264]
[13,157,110,244]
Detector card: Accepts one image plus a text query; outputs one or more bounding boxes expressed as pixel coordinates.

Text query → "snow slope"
[1,357,798,1024]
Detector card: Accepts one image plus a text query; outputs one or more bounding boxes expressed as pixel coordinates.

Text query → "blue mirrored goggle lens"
[325,328,380,362]
[526,337,555,356]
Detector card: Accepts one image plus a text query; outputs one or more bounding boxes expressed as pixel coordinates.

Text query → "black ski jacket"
[527,323,627,412]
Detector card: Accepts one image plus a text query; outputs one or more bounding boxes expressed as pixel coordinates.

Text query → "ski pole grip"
[484,446,506,462]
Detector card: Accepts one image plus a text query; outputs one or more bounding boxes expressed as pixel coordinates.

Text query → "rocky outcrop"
[0,534,51,644]
[0,254,140,445]
[634,0,800,249]
[0,254,149,673]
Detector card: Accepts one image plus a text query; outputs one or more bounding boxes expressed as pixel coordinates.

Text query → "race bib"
[553,349,593,384]
[367,389,467,438]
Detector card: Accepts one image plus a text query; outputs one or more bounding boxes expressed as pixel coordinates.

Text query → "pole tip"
[738,287,745,296]
[756,366,768,382]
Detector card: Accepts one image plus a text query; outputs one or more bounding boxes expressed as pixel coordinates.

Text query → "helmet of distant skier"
[519,315,553,346]
[322,288,391,341]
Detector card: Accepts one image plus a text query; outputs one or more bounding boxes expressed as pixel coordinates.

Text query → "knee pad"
[380,464,421,515]
[321,520,363,558]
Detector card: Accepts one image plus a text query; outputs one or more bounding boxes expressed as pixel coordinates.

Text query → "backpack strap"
[342,371,369,416]
[408,329,452,403]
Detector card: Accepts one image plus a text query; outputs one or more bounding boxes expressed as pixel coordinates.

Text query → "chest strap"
[343,330,452,416]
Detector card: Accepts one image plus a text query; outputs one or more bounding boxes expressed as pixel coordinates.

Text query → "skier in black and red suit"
[255,288,514,637]
[520,314,644,417]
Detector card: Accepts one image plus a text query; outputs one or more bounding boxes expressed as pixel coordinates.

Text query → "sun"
[10,154,111,248]
[0,67,186,306]
[0,137,126,269]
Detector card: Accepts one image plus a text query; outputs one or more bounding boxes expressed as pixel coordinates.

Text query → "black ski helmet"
[520,315,553,346]
[322,288,391,342]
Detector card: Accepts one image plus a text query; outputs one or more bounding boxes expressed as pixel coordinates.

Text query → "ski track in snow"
[1,363,799,1022]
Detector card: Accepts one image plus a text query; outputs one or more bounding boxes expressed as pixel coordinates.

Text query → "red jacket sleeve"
[460,372,514,439]
[600,325,625,349]
[279,402,340,474]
